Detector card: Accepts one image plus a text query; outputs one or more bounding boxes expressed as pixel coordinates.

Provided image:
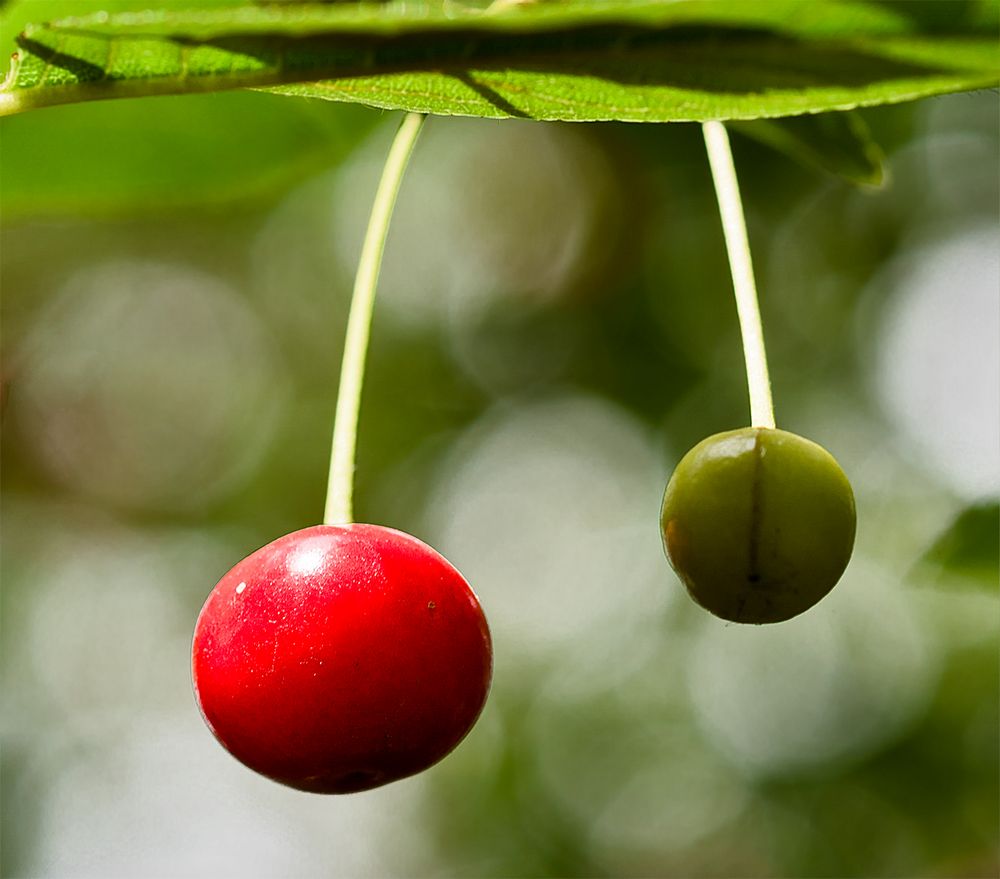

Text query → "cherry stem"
[324,112,426,526]
[702,121,776,430]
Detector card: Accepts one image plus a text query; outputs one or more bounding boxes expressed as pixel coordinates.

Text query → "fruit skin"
[192,523,492,794]
[660,428,856,625]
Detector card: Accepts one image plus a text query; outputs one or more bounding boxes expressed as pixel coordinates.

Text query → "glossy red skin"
[192,524,492,794]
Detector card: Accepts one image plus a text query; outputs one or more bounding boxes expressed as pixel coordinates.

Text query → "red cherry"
[191,523,492,794]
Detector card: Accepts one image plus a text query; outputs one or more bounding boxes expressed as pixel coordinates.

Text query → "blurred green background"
[1,27,998,879]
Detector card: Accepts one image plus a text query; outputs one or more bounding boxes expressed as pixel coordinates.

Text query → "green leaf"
[921,503,1000,590]
[0,2,380,218]
[730,111,886,187]
[1,0,998,122]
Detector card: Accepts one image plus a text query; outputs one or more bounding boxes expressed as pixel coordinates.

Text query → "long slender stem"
[702,121,776,430]
[324,112,426,525]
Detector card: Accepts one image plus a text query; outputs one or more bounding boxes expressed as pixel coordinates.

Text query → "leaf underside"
[1,0,998,122]
[731,111,885,186]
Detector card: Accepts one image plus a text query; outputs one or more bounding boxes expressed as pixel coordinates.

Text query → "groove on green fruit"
[747,433,765,586]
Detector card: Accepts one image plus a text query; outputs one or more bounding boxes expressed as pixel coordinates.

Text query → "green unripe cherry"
[660,427,856,625]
